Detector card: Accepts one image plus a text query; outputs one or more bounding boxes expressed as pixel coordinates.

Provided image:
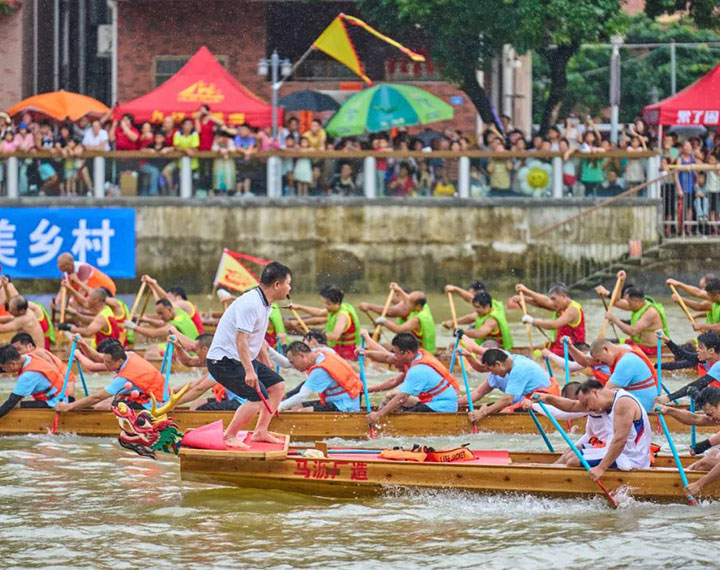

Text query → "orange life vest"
[611,346,658,392]
[592,366,611,386]
[406,349,460,404]
[308,350,363,404]
[117,352,166,404]
[81,263,117,296]
[21,353,65,401]
[34,348,75,387]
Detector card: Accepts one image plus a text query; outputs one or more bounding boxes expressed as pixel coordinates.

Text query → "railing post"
[6,156,18,198]
[180,156,192,198]
[552,156,563,198]
[266,156,282,198]
[93,156,105,197]
[458,156,470,198]
[363,156,377,199]
[647,155,661,199]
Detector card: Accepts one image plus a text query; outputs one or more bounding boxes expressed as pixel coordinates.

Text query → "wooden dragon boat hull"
[0,408,709,438]
[178,446,719,502]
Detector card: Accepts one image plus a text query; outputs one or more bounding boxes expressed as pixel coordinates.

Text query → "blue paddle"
[275,337,283,375]
[528,408,555,452]
[358,338,375,439]
[562,337,570,385]
[52,337,79,434]
[447,330,462,374]
[457,347,477,434]
[544,356,553,378]
[75,358,88,397]
[690,397,697,449]
[655,405,697,506]
[535,397,618,508]
[162,338,174,401]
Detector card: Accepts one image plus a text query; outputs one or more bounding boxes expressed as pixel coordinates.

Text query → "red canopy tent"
[643,61,720,127]
[114,46,277,126]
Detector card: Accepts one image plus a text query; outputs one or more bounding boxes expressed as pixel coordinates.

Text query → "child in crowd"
[293,136,313,197]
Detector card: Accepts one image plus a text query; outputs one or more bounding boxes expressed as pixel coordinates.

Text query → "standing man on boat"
[509,282,585,356]
[280,341,362,412]
[459,348,559,420]
[367,333,459,424]
[589,339,658,412]
[441,292,513,349]
[140,275,205,334]
[374,291,436,354]
[206,262,292,447]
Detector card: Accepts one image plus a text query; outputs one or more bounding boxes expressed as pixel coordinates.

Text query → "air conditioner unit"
[97,24,112,58]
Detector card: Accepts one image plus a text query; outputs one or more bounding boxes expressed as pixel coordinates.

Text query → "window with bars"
[152,55,229,87]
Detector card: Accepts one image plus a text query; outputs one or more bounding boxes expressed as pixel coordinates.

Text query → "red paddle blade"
[51,412,59,435]
[369,425,376,440]
[596,480,619,509]
[255,387,276,416]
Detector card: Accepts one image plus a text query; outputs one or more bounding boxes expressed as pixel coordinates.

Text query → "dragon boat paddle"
[162,339,174,400]
[447,330,462,375]
[598,292,622,340]
[457,347,478,434]
[690,397,697,449]
[535,397,618,508]
[543,357,553,378]
[52,337,79,435]
[518,291,534,352]
[669,284,697,326]
[655,405,697,506]
[372,289,395,342]
[528,408,555,452]
[563,337,570,385]
[75,358,88,397]
[359,338,375,439]
[448,291,459,330]
[599,272,625,339]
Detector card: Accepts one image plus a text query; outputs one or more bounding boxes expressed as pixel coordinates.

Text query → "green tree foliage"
[533,17,720,124]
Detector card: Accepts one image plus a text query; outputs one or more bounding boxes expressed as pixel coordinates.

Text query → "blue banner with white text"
[0,208,135,278]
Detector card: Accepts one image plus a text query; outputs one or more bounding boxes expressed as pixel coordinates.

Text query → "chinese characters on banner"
[0,208,135,278]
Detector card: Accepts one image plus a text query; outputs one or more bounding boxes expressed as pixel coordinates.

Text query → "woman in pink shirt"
[0,129,18,153]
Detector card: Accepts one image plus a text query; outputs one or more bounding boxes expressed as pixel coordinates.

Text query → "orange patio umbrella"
[7,90,110,122]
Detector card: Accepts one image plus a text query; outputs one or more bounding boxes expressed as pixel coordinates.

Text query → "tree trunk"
[539,43,579,135]
[460,71,499,131]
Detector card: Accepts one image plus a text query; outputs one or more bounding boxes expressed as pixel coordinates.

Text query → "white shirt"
[82,128,110,151]
[207,287,271,361]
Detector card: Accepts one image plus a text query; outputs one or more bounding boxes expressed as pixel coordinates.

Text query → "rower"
[10,332,76,398]
[140,275,205,334]
[666,275,720,325]
[0,296,46,349]
[0,274,19,315]
[366,333,459,425]
[512,282,585,356]
[656,331,720,405]
[460,348,560,421]
[374,292,436,353]
[657,386,720,497]
[284,330,333,400]
[445,280,506,317]
[57,287,124,347]
[56,338,166,412]
[0,276,55,348]
[602,286,669,355]
[542,339,611,384]
[442,292,513,349]
[358,282,413,323]
[206,262,291,447]
[589,338,658,412]
[280,341,362,412]
[57,252,117,297]
[536,379,652,479]
[0,344,68,420]
[125,298,199,358]
[657,329,709,377]
[289,285,360,360]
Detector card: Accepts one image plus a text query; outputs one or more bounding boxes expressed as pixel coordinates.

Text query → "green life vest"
[118,299,134,345]
[474,309,513,349]
[408,304,436,353]
[267,303,286,335]
[326,302,360,347]
[37,303,55,344]
[171,307,199,340]
[629,297,669,345]
[491,298,506,318]
[707,302,720,325]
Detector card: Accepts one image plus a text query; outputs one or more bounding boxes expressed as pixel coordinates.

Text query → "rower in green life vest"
[445,280,506,318]
[604,287,669,356]
[686,278,720,334]
[375,292,436,353]
[463,292,513,349]
[123,298,199,359]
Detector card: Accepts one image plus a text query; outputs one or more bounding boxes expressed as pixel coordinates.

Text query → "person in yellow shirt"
[302,119,327,151]
[173,118,200,172]
[433,166,456,197]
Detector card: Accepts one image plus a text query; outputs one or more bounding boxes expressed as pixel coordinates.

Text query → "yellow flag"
[313,16,371,84]
[213,249,260,293]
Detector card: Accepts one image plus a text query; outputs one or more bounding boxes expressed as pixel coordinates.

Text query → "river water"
[0,293,714,568]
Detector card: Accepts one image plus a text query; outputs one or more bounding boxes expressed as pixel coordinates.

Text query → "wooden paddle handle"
[372,289,394,342]
[127,282,147,321]
[599,274,625,338]
[669,284,697,326]
[447,291,459,329]
[59,285,67,324]
[519,291,534,352]
[291,307,310,334]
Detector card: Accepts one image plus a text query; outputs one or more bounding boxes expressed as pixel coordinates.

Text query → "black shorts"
[404,403,434,412]
[303,400,341,412]
[197,398,241,411]
[20,400,51,409]
[207,357,284,402]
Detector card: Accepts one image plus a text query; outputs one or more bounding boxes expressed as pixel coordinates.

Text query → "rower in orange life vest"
[0,295,47,350]
[510,282,585,357]
[366,333,459,425]
[589,338,658,412]
[656,331,720,406]
[280,341,363,412]
[0,343,72,420]
[287,285,361,360]
[10,332,76,399]
[57,286,124,347]
[56,252,117,297]
[140,275,205,334]
[55,338,166,412]
[460,348,560,421]
[542,339,611,385]
[535,379,652,480]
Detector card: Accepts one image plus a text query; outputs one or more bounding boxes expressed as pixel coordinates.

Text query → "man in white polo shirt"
[207,262,292,447]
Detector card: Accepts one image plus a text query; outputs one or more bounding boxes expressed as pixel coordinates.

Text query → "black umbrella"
[278,90,340,112]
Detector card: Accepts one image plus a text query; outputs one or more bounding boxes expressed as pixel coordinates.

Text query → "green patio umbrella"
[325,83,454,137]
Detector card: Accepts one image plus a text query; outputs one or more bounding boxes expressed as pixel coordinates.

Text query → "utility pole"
[670,40,677,95]
[609,35,623,145]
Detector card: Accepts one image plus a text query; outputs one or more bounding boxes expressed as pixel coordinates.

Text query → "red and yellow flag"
[212,249,270,293]
[312,13,426,85]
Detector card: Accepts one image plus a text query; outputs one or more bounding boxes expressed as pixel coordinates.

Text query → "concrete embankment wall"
[7,197,661,294]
